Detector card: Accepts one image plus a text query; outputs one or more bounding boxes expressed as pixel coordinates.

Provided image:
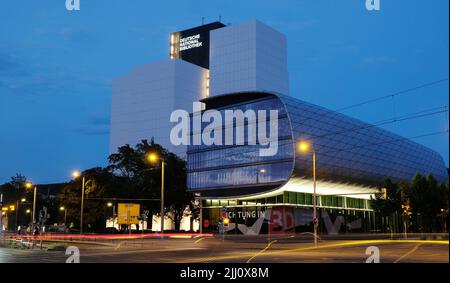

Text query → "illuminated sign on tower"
[170,21,225,69]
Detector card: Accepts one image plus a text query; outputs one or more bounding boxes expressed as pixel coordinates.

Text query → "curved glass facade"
[187,95,294,193]
[187,92,448,198]
[282,94,448,186]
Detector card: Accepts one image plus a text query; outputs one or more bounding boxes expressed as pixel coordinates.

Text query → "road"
[0,234,448,263]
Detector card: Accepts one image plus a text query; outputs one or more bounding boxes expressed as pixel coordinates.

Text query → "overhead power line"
[336,78,449,112]
[292,77,449,131]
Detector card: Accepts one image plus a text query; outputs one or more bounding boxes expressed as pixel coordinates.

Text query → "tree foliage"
[1,140,194,232]
[371,173,449,232]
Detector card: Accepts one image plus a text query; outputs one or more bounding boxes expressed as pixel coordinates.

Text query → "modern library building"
[187,91,447,234]
[110,20,448,234]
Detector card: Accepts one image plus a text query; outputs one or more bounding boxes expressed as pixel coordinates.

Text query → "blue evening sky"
[0,0,448,183]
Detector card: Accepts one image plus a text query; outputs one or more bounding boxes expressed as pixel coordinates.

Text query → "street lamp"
[107,202,116,230]
[60,206,67,228]
[256,168,266,184]
[72,170,86,234]
[297,141,318,247]
[25,182,37,232]
[15,198,27,232]
[441,208,447,233]
[13,195,28,231]
[147,153,165,234]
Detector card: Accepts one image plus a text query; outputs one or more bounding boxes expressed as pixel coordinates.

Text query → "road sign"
[117,203,140,225]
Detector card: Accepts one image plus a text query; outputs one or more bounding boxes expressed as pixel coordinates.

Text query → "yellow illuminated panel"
[117,203,140,225]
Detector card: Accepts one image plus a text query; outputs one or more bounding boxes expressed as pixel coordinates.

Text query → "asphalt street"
[0,234,448,263]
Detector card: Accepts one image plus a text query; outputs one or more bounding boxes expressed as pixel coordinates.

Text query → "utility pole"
[80,176,85,234]
[312,149,318,247]
[32,186,37,230]
[15,200,19,232]
[0,193,3,233]
[199,198,203,234]
[160,160,165,234]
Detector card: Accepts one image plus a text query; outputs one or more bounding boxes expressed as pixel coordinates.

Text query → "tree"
[371,179,404,232]
[372,179,401,215]
[0,174,31,231]
[107,139,192,230]
[56,167,116,231]
[2,141,193,233]
[409,173,446,232]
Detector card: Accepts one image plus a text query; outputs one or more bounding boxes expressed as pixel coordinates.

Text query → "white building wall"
[209,20,289,96]
[109,59,208,157]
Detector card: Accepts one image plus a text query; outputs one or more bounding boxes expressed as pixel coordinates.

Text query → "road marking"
[115,241,125,250]
[82,247,205,257]
[179,239,448,263]
[195,237,206,244]
[394,243,423,263]
[246,240,277,263]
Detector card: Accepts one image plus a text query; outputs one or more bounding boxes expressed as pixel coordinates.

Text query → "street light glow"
[21,198,26,202]
[107,202,113,207]
[60,206,65,211]
[72,170,81,178]
[25,182,32,189]
[147,153,159,163]
[297,141,310,153]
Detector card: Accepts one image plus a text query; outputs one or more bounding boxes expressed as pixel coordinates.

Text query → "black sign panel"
[170,22,225,69]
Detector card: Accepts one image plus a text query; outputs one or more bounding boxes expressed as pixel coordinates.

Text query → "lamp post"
[147,153,165,234]
[256,168,266,184]
[0,193,3,232]
[25,182,38,234]
[298,141,318,247]
[441,208,447,233]
[14,198,26,232]
[72,171,86,234]
[60,206,67,228]
[107,202,116,229]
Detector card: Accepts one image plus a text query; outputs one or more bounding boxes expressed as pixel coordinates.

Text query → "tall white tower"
[109,59,208,157]
[209,20,289,96]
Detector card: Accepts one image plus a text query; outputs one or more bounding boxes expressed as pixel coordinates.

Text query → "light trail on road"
[180,239,449,263]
